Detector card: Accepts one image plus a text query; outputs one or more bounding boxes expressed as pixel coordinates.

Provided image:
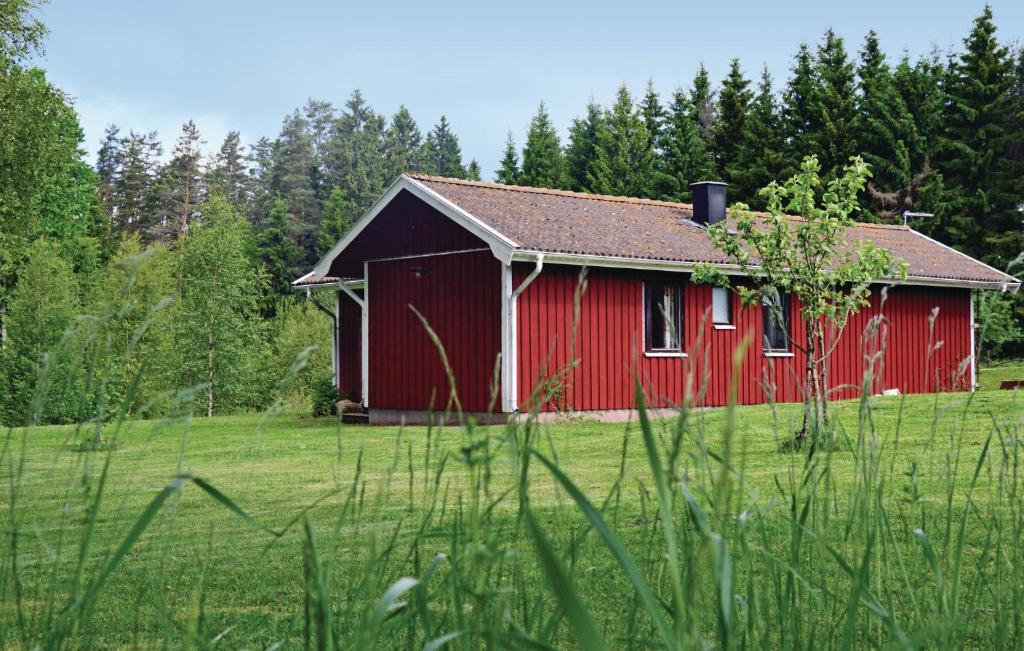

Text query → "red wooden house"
[294,175,1021,423]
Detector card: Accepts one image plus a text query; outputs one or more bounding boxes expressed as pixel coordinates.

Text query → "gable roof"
[303,174,1021,293]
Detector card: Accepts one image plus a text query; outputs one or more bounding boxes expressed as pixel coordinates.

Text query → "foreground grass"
[2,386,1023,648]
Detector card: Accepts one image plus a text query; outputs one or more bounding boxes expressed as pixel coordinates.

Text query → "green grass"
[977,359,1024,391]
[3,384,1023,648]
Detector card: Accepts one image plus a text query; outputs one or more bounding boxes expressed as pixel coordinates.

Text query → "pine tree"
[591,85,656,198]
[782,44,817,176]
[519,101,564,188]
[853,31,918,220]
[713,58,753,184]
[564,101,604,192]
[317,186,355,257]
[95,124,121,230]
[496,131,520,184]
[154,120,205,241]
[654,87,714,201]
[731,67,786,207]
[809,29,857,176]
[384,105,424,179]
[421,116,465,178]
[207,130,251,210]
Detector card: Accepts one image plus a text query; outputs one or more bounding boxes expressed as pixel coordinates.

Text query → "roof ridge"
[406,173,696,210]
[408,174,915,230]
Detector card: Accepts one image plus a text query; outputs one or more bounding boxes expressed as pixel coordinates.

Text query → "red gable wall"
[514,264,972,412]
[327,189,487,278]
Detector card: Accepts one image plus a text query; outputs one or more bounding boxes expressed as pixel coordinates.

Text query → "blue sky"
[39,1,1022,178]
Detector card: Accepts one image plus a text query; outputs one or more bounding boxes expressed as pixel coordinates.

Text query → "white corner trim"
[712,324,737,331]
[500,263,513,413]
[763,351,795,358]
[644,351,689,358]
[361,262,369,408]
[311,175,519,281]
[969,289,977,392]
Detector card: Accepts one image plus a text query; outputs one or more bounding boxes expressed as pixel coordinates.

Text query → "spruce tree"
[384,105,424,179]
[713,58,752,184]
[591,85,656,198]
[731,67,786,207]
[325,89,388,217]
[853,31,918,220]
[809,29,857,177]
[496,131,520,184]
[654,87,714,201]
[258,197,303,303]
[114,130,162,236]
[519,101,564,188]
[421,116,465,178]
[782,44,817,176]
[689,64,716,143]
[564,101,604,192]
[928,6,1017,263]
[466,159,482,181]
[270,110,319,261]
[317,186,354,257]
[639,79,665,156]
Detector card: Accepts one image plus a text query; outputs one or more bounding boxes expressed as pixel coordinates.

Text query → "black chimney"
[690,181,727,227]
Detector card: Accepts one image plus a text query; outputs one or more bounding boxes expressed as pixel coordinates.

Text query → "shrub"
[310,373,338,417]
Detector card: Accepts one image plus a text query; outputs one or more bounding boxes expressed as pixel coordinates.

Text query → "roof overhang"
[509,249,1022,293]
[306,175,518,283]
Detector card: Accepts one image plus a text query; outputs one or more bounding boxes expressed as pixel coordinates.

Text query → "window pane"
[645,282,682,351]
[712,287,730,324]
[762,292,790,351]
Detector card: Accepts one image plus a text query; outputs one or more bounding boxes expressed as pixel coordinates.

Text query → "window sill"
[764,351,795,358]
[712,324,736,330]
[644,351,688,358]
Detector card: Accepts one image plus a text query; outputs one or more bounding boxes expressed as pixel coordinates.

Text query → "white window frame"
[643,280,686,358]
[711,286,735,330]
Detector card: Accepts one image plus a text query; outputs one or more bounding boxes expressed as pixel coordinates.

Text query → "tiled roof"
[409,174,1020,289]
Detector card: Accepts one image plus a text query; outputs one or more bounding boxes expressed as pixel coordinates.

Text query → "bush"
[311,373,338,417]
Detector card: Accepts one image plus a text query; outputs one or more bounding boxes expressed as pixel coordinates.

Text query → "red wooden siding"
[328,190,487,278]
[337,290,362,401]
[368,250,501,413]
[515,264,972,412]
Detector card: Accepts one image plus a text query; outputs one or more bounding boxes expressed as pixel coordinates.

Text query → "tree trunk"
[800,318,816,441]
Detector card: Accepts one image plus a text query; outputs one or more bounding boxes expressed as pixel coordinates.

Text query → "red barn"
[294,175,1021,423]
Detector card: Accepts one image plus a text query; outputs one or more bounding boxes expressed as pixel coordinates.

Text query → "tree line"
[1,1,1022,425]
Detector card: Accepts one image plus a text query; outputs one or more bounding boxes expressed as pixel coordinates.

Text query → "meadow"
[2,371,1024,649]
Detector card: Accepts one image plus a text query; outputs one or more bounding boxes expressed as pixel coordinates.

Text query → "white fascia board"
[509,250,1022,292]
[312,175,519,280]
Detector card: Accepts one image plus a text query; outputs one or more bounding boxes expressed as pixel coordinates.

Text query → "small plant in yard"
[310,372,339,417]
[695,155,907,447]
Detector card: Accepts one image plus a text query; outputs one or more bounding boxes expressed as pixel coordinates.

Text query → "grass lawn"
[3,386,1024,648]
[977,359,1024,390]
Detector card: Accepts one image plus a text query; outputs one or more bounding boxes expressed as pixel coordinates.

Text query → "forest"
[1,2,1022,425]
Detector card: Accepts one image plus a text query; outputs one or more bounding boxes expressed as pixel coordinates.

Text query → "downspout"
[305,286,339,387]
[507,254,544,412]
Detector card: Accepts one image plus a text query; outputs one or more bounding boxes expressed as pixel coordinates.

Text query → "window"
[644,281,683,353]
[762,291,791,353]
[712,287,732,326]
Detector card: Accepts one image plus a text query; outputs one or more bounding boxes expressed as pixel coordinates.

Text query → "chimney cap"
[690,180,728,187]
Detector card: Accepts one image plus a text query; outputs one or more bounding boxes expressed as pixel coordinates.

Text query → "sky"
[37,0,1024,179]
